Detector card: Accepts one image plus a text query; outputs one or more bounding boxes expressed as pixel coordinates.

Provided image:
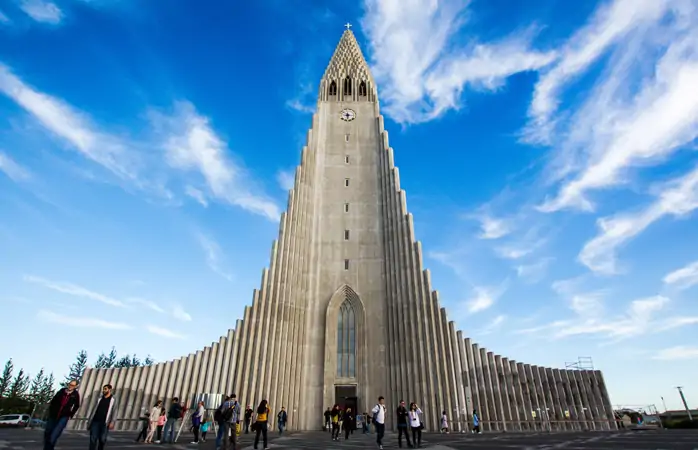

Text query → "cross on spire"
[344,23,352,30]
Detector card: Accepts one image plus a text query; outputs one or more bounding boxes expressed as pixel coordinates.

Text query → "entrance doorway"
[335,385,358,414]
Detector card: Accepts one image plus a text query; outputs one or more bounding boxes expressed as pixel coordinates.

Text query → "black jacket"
[48,388,81,420]
[168,403,182,419]
[396,406,409,425]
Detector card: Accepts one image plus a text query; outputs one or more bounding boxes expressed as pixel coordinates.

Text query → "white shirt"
[149,406,160,423]
[196,405,205,419]
[371,404,386,424]
[409,408,422,428]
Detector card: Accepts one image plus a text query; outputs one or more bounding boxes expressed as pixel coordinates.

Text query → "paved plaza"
[1,428,697,450]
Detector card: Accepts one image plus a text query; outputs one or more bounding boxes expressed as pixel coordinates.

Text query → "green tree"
[65,350,88,383]
[28,369,45,403]
[8,369,29,400]
[94,347,117,369]
[0,359,13,398]
[144,356,154,366]
[39,373,55,405]
[115,355,132,368]
[130,355,141,367]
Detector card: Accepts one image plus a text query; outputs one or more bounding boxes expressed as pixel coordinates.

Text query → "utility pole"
[676,386,693,421]
[661,396,668,413]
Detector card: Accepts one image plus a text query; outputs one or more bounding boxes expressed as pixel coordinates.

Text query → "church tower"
[71,28,617,433]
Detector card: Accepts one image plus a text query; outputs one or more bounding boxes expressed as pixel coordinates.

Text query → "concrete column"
[451,327,467,432]
[159,362,172,405]
[487,352,504,430]
[508,361,524,430]
[435,306,455,433]
[238,292,259,405]
[233,307,251,399]
[464,339,479,428]
[140,364,156,424]
[74,368,95,429]
[125,366,144,431]
[594,370,616,429]
[544,367,563,431]
[524,365,541,430]
[210,337,225,395]
[581,371,599,430]
[502,358,519,430]
[415,243,437,425]
[516,363,533,430]
[495,355,512,430]
[179,354,194,409]
[218,331,233,395]
[197,347,212,397]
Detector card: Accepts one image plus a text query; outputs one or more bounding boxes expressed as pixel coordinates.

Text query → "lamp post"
[675,387,693,422]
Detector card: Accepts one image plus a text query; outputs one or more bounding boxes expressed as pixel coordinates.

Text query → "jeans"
[43,416,68,450]
[162,418,177,443]
[89,422,108,450]
[192,423,200,442]
[411,426,422,447]
[244,420,250,433]
[221,422,238,450]
[397,425,412,447]
[216,421,225,448]
[278,422,285,434]
[375,422,385,446]
[253,421,268,449]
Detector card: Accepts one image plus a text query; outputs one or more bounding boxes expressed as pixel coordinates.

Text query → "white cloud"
[653,345,698,361]
[172,305,192,322]
[146,325,187,340]
[515,257,553,284]
[19,0,62,24]
[475,215,511,240]
[276,169,295,191]
[0,152,31,181]
[24,275,127,308]
[127,297,164,314]
[663,260,698,290]
[526,0,673,145]
[579,165,698,274]
[195,232,233,281]
[0,63,144,185]
[464,285,506,314]
[361,0,556,124]
[476,315,506,335]
[285,99,315,114]
[37,309,131,330]
[152,101,280,220]
[185,185,208,207]
[536,2,698,212]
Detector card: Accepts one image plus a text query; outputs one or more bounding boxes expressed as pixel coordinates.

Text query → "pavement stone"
[0,427,696,449]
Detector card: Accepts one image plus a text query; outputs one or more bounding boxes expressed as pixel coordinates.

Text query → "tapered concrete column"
[502,358,519,430]
[494,355,511,430]
[115,366,134,430]
[125,366,144,431]
[74,368,95,429]
[464,339,479,428]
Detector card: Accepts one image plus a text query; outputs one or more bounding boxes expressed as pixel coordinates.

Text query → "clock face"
[340,109,356,121]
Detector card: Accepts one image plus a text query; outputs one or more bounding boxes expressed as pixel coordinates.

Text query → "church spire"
[320,25,376,102]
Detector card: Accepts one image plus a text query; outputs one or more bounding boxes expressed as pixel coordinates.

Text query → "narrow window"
[345,134,349,142]
[345,155,350,164]
[336,301,356,378]
[344,230,350,240]
[359,81,367,97]
[344,178,349,187]
[344,203,349,212]
[329,81,337,96]
[343,76,352,96]
[344,259,350,270]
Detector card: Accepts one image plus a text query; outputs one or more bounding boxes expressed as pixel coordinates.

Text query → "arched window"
[336,300,356,378]
[329,81,337,96]
[358,81,367,97]
[343,76,352,96]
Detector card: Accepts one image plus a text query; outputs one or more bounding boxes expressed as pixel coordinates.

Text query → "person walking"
[191,401,205,444]
[155,408,166,443]
[396,400,412,448]
[221,394,241,450]
[244,405,253,434]
[324,407,331,432]
[162,397,181,443]
[330,405,341,441]
[440,410,449,433]
[87,384,118,450]
[145,401,162,444]
[472,409,481,434]
[253,400,270,450]
[276,407,287,435]
[408,403,423,448]
[371,396,386,450]
[343,407,355,440]
[134,411,149,442]
[44,379,81,450]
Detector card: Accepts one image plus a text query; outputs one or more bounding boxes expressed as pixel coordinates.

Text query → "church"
[70,27,616,433]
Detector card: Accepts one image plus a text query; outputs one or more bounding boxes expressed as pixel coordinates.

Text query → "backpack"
[223,404,235,422]
[372,404,382,424]
[214,404,225,422]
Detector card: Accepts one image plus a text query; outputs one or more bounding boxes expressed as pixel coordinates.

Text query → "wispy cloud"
[653,345,698,361]
[127,297,164,314]
[24,275,127,308]
[19,0,62,24]
[471,214,512,240]
[663,260,698,291]
[152,101,280,220]
[476,315,506,335]
[37,309,131,330]
[579,165,698,274]
[535,1,698,212]
[172,305,192,322]
[147,325,187,340]
[463,284,507,314]
[184,185,208,207]
[195,232,233,281]
[276,169,295,191]
[361,0,556,123]
[0,152,31,181]
[515,257,553,284]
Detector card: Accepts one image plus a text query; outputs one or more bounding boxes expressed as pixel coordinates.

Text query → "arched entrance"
[323,285,367,415]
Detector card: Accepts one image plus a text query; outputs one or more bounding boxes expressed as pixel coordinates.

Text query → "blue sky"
[1,0,697,412]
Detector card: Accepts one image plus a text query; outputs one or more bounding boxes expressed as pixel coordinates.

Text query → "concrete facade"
[70,29,616,432]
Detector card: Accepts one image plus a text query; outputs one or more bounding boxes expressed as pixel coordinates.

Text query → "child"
[200,418,210,442]
[156,407,167,443]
